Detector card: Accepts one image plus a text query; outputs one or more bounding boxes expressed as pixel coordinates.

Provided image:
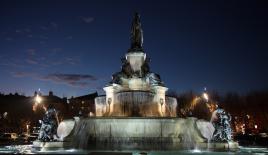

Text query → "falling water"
[72,119,91,149]
[71,117,212,151]
[116,91,155,116]
[180,118,198,150]
[95,91,177,117]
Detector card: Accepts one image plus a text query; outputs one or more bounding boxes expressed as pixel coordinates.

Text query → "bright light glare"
[35,95,42,103]
[192,148,202,153]
[203,93,209,101]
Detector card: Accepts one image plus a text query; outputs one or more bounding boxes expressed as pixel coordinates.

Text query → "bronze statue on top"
[129,12,144,51]
[109,12,164,87]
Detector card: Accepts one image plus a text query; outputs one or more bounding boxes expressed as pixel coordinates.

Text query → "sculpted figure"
[146,73,164,86]
[130,12,143,49]
[211,105,232,142]
[38,104,59,142]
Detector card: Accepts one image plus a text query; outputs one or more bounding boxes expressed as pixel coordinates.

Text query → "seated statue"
[146,73,164,86]
[110,72,124,85]
[38,104,59,142]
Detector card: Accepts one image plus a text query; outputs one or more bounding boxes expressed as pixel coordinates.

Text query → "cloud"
[25,58,38,64]
[40,26,48,30]
[5,37,13,41]
[65,36,73,40]
[15,28,31,33]
[41,73,97,87]
[63,57,79,65]
[15,29,22,33]
[42,73,96,82]
[26,49,36,56]
[80,16,94,23]
[11,72,98,88]
[24,28,31,33]
[50,22,58,28]
[0,58,26,68]
[39,35,49,40]
[11,71,36,78]
[40,22,58,31]
[51,48,62,53]
[39,41,46,44]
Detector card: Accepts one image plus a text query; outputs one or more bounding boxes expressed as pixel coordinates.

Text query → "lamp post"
[26,124,30,135]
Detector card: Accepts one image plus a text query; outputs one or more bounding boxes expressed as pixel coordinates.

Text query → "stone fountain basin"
[72,117,218,150]
[33,117,238,151]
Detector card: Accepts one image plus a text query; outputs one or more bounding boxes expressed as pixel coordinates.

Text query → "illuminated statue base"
[95,86,177,117]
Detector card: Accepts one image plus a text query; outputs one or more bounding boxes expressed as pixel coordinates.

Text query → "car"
[0,133,18,142]
[259,133,268,138]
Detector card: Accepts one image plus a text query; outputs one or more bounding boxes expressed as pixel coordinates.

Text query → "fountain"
[32,13,239,153]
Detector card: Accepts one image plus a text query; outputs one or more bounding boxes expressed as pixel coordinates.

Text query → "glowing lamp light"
[255,125,258,129]
[3,112,8,118]
[203,93,209,101]
[35,95,42,104]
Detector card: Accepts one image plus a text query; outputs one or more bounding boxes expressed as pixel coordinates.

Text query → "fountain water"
[71,117,211,150]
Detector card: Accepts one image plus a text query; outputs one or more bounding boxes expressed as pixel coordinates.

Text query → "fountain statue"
[33,13,239,152]
[38,104,59,142]
[211,105,233,142]
[130,12,143,50]
[95,12,176,117]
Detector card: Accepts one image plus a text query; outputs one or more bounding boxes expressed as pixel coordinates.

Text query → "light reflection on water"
[0,145,268,154]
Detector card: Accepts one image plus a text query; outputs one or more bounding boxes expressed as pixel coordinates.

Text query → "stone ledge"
[33,140,238,151]
[32,140,72,148]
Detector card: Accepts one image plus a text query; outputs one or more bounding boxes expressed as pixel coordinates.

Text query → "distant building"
[68,92,98,117]
[0,93,34,133]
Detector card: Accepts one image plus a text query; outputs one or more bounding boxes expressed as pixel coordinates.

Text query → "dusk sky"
[0,0,267,97]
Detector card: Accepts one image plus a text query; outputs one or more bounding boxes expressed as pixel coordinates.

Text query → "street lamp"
[26,124,30,135]
[35,94,42,104]
[33,93,42,112]
[254,124,258,129]
[203,92,209,102]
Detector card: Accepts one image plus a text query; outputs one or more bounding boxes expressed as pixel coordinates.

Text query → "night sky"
[0,0,267,97]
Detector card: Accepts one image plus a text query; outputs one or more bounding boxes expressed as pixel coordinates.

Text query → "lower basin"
[0,145,268,154]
